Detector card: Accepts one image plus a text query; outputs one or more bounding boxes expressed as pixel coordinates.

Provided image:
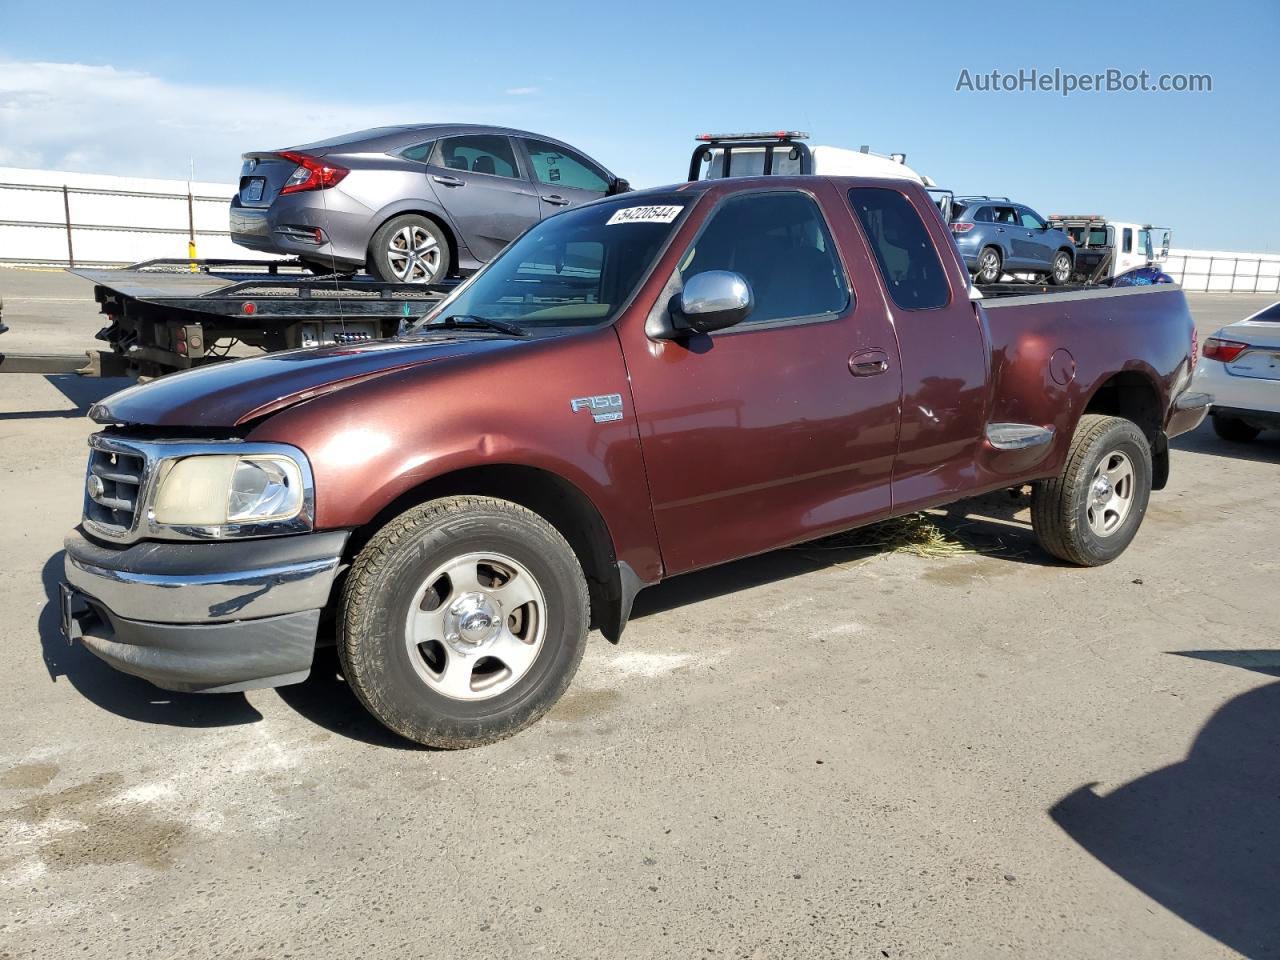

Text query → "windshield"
[420,194,691,332]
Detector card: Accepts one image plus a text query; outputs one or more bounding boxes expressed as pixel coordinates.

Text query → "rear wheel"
[1048,251,1072,285]
[977,247,1003,284]
[1212,415,1261,444]
[338,496,589,748]
[1031,414,1152,566]
[368,214,448,284]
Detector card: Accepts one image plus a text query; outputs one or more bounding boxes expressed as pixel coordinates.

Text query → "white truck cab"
[688,131,935,186]
[1049,215,1172,281]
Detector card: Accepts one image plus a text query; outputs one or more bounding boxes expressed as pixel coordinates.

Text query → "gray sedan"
[230,124,628,283]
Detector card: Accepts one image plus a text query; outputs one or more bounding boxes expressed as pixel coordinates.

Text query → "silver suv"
[230,124,628,284]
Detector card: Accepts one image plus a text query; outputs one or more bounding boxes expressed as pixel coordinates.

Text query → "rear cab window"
[679,190,850,327]
[430,135,520,179]
[848,187,951,310]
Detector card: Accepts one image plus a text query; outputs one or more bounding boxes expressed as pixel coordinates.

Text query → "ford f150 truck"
[61,176,1210,748]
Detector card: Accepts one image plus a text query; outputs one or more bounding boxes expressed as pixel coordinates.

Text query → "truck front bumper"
[62,528,348,693]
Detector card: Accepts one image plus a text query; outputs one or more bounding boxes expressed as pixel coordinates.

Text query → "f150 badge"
[570,393,624,423]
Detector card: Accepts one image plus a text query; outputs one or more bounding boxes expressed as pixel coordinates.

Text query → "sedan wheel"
[368,214,449,284]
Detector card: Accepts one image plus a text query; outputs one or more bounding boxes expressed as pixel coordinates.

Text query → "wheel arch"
[345,463,636,643]
[1081,369,1168,489]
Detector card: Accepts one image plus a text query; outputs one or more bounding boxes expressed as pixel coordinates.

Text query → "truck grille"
[84,440,147,538]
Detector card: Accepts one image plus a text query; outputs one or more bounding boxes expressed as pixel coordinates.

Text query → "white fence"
[0,167,274,266]
[1162,248,1280,294]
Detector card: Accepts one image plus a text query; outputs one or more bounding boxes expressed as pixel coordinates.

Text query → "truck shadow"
[631,491,1056,621]
[1172,418,1280,463]
[37,552,263,727]
[1050,650,1280,958]
[0,374,132,421]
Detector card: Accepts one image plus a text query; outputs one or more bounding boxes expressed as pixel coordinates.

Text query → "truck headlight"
[154,454,306,526]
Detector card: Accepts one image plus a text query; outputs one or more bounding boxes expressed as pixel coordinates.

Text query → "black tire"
[338,496,589,748]
[1211,415,1261,444]
[367,214,449,284]
[977,246,1003,284]
[1031,414,1152,566]
[1048,250,1073,285]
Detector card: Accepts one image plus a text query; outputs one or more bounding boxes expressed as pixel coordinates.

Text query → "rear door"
[424,134,541,262]
[847,186,989,513]
[986,205,1022,267]
[517,138,612,215]
[1017,207,1056,271]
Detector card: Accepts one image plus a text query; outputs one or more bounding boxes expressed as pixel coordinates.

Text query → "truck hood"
[90,336,514,428]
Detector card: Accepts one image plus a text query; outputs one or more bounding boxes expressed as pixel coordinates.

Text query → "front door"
[846,186,989,513]
[1017,206,1056,271]
[517,138,612,216]
[619,185,902,574]
[425,134,541,262]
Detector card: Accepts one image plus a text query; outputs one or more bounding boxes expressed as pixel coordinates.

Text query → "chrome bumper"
[64,528,345,623]
[61,528,348,693]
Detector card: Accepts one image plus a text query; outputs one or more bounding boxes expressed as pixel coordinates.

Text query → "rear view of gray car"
[230,124,628,283]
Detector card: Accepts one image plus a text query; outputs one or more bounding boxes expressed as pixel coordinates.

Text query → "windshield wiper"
[425,314,530,339]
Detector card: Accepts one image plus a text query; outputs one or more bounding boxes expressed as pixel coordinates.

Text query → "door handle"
[541,195,571,206]
[849,349,890,377]
[432,175,464,187]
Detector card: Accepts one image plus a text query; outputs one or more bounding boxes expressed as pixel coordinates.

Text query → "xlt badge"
[570,393,624,423]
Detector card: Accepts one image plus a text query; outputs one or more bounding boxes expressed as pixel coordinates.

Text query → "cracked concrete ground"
[2,272,1277,958]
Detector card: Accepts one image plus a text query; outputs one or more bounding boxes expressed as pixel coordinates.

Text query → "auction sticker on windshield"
[607,205,684,225]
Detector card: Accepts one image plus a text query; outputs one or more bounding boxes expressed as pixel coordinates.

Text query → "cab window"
[430,135,519,178]
[1122,228,1134,253]
[849,187,950,311]
[680,191,849,326]
[521,139,609,192]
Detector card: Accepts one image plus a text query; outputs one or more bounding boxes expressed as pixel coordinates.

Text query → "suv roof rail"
[1049,214,1107,222]
[695,131,809,143]
[955,195,1012,202]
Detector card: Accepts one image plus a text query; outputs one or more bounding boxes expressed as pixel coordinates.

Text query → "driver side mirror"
[676,270,753,334]
[608,177,632,196]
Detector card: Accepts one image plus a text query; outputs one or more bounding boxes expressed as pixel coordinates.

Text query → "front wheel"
[1031,414,1152,566]
[338,496,589,748]
[1048,251,1072,285]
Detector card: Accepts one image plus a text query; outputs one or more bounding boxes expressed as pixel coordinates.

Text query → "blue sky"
[1,0,1276,250]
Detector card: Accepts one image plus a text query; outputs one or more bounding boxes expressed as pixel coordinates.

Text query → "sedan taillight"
[1202,337,1249,363]
[951,222,975,233]
[279,152,349,194]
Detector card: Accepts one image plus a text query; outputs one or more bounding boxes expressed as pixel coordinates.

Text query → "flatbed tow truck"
[0,258,453,379]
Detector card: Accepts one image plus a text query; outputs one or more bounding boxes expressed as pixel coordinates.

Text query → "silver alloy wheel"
[404,551,546,701]
[1087,450,1135,537]
[1053,254,1071,283]
[980,250,1001,282]
[386,224,442,284]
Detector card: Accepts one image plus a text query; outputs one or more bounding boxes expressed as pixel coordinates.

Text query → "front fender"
[246,327,664,583]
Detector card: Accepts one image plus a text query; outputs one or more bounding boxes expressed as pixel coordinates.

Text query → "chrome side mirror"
[678,270,753,334]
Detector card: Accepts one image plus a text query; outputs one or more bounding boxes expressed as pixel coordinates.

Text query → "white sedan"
[1193,300,1280,442]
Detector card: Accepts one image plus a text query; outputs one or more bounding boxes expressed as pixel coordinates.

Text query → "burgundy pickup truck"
[62,176,1210,747]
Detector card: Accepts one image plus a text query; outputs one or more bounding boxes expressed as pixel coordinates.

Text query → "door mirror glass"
[609,177,632,196]
[678,270,753,333]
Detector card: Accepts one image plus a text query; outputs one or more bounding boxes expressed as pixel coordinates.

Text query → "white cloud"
[505,86,540,96]
[0,59,512,181]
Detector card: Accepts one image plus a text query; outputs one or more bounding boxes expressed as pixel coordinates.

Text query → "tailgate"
[237,153,298,207]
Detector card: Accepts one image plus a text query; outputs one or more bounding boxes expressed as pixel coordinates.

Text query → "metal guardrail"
[0,180,234,268]
[1163,254,1280,294]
